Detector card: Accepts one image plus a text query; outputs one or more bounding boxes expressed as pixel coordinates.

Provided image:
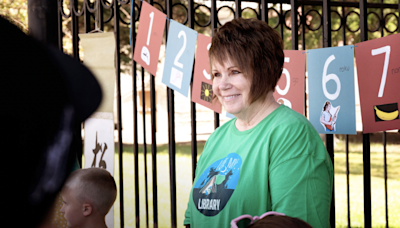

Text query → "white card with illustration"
[320,101,341,132]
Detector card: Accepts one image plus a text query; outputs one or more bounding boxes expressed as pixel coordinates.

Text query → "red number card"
[355,33,400,133]
[273,50,306,115]
[133,1,166,76]
[191,34,222,113]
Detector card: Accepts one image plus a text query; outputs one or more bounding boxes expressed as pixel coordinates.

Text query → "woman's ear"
[83,203,93,216]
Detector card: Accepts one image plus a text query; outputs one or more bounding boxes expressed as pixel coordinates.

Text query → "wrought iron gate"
[56,0,399,227]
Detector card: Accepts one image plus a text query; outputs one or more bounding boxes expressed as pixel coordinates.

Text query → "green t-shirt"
[184,105,333,228]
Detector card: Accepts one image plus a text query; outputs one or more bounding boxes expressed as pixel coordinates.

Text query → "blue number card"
[162,20,197,97]
[307,45,356,135]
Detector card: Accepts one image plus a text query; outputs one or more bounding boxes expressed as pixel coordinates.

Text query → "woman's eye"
[213,73,221,78]
[232,70,240,74]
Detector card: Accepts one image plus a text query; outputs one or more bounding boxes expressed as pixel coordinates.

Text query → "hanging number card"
[192,34,222,113]
[273,50,305,115]
[133,1,166,76]
[162,20,197,97]
[307,45,357,135]
[355,33,400,133]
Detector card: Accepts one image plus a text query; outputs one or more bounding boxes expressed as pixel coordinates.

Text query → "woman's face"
[326,104,331,111]
[212,59,253,118]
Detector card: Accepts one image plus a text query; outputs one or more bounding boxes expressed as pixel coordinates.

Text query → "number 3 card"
[355,33,400,133]
[133,1,166,76]
[162,20,197,97]
[307,45,357,135]
[273,50,305,115]
[191,34,222,113]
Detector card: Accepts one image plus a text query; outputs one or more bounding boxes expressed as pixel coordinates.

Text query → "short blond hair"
[64,168,117,215]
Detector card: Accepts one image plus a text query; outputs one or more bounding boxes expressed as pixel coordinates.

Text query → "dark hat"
[0,16,102,227]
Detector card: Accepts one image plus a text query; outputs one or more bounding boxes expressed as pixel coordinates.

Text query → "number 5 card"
[162,20,197,97]
[355,33,400,133]
[133,1,166,76]
[307,45,357,135]
[273,50,305,115]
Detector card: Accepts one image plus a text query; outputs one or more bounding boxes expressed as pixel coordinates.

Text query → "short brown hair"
[64,168,117,215]
[209,18,284,104]
[247,215,313,228]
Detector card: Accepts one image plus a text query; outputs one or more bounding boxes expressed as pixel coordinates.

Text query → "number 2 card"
[162,20,197,97]
[307,45,357,135]
[355,33,400,133]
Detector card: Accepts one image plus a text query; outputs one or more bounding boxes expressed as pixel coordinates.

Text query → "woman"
[184,18,333,228]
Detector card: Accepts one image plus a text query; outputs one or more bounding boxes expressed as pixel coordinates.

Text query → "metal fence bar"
[290,0,298,50]
[145,2,159,226]
[235,0,242,18]
[57,1,63,50]
[260,0,267,22]
[383,132,389,228]
[188,0,198,182]
[211,0,220,129]
[378,2,390,227]
[112,1,125,227]
[363,133,371,228]
[130,1,140,227]
[321,0,335,227]
[141,67,150,228]
[345,135,350,227]
[359,0,371,227]
[165,1,177,227]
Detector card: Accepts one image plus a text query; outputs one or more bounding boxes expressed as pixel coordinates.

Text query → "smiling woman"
[184,18,334,228]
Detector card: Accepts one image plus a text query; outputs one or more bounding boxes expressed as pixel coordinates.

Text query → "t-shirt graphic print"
[193,153,242,216]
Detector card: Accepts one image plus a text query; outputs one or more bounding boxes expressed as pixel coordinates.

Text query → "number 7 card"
[355,33,400,133]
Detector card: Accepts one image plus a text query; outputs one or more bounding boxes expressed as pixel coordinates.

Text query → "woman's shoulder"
[268,105,310,127]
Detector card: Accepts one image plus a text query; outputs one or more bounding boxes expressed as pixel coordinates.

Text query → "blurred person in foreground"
[1,16,102,227]
[184,18,333,228]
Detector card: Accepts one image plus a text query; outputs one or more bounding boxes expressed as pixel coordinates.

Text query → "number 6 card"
[307,45,357,135]
[355,33,400,133]
[162,20,197,97]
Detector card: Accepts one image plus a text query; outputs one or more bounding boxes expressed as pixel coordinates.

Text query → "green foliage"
[0,0,28,32]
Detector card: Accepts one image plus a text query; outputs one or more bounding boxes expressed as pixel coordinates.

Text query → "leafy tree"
[0,0,28,32]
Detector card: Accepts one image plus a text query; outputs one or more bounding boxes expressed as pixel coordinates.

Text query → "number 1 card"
[355,33,400,133]
[162,20,197,97]
[133,1,166,76]
[307,45,357,135]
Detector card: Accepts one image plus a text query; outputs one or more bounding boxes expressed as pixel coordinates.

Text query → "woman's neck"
[235,92,280,131]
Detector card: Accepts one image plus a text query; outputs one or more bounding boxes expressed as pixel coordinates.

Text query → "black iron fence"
[57,0,399,227]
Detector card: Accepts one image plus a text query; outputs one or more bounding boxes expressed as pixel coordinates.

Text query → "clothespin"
[89,0,103,33]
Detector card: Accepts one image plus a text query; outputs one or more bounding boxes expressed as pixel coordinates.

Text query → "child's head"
[231,212,313,228]
[246,214,312,228]
[60,168,117,227]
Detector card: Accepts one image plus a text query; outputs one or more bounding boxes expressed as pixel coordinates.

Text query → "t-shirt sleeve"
[268,123,333,228]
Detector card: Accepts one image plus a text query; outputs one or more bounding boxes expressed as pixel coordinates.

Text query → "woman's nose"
[219,75,231,90]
